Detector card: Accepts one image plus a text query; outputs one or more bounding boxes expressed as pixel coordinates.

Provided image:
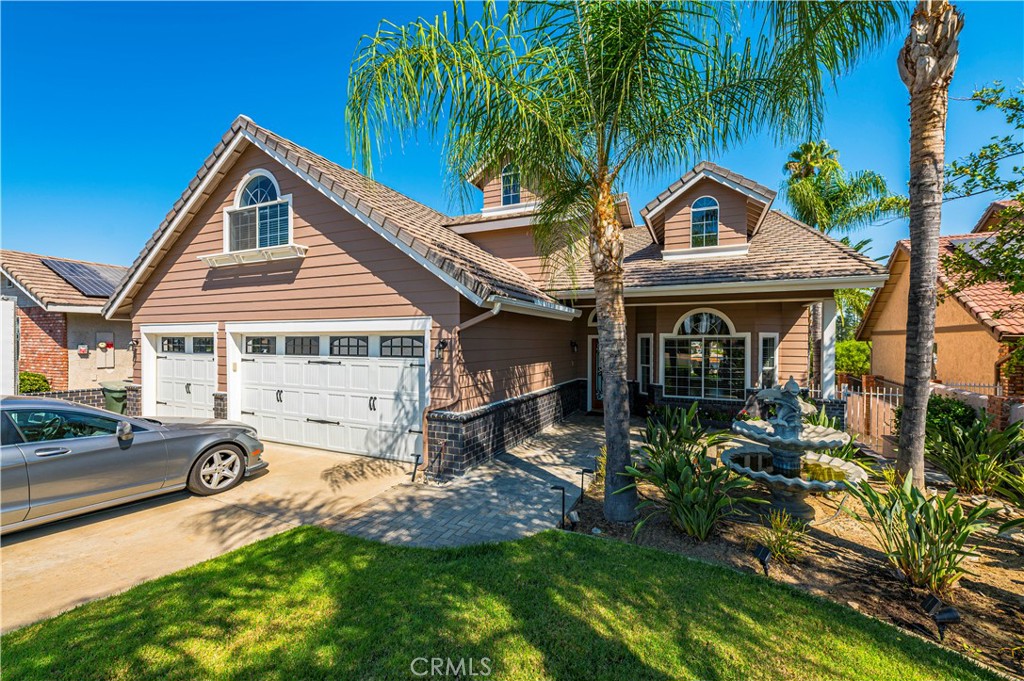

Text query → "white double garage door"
[146,321,428,462]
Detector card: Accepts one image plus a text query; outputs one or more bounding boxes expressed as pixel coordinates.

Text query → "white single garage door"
[155,335,216,418]
[239,333,426,461]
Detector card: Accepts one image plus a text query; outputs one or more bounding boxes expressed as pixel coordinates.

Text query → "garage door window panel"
[161,337,185,353]
[285,336,319,356]
[381,336,424,358]
[330,336,369,357]
[192,337,214,354]
[246,336,277,355]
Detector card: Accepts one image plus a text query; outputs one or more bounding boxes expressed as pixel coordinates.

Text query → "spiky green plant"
[753,510,807,565]
[925,416,1024,499]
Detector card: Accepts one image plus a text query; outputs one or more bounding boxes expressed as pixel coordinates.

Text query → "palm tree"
[783,144,907,384]
[346,1,904,522]
[897,0,964,490]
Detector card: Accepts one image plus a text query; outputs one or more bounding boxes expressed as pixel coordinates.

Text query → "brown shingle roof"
[640,161,777,219]
[547,211,885,292]
[1,249,127,310]
[106,116,565,317]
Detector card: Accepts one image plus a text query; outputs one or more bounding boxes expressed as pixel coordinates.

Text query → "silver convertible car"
[1,395,268,535]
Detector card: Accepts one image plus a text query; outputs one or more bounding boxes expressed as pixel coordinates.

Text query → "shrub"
[893,394,977,437]
[836,340,871,376]
[621,408,763,540]
[844,472,999,596]
[925,416,1024,498]
[752,510,807,565]
[18,371,50,394]
[595,446,607,485]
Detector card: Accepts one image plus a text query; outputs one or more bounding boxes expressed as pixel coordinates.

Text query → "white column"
[821,297,838,399]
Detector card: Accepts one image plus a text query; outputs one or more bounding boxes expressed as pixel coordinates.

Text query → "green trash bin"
[100,381,128,414]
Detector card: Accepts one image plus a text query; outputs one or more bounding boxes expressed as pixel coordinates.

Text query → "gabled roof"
[104,116,578,320]
[1,249,127,313]
[971,199,1021,233]
[641,161,777,221]
[547,210,886,295]
[858,235,1024,341]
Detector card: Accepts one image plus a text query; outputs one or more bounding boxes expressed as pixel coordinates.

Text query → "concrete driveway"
[0,443,410,632]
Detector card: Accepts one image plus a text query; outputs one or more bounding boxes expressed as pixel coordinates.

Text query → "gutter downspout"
[418,303,503,476]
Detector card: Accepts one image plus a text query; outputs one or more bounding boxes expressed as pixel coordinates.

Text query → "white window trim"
[690,195,720,249]
[500,163,521,207]
[662,243,749,261]
[637,333,653,395]
[659,309,750,400]
[232,168,282,209]
[758,332,780,389]
[587,309,598,326]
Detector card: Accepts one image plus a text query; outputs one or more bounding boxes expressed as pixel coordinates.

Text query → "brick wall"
[998,343,1024,398]
[24,383,142,417]
[426,379,585,479]
[17,307,68,390]
[213,392,228,419]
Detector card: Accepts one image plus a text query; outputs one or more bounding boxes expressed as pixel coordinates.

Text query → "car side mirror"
[116,421,134,444]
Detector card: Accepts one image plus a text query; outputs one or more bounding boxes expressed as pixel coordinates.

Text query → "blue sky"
[2,1,1021,267]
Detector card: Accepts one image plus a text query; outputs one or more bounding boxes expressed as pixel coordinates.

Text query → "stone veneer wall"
[213,392,228,420]
[426,379,585,479]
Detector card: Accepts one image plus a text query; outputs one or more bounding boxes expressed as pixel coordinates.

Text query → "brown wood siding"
[464,226,549,285]
[456,299,580,410]
[479,172,538,211]
[662,179,751,251]
[131,144,461,391]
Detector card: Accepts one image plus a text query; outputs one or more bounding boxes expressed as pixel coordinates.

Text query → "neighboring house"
[857,200,1024,397]
[103,116,885,475]
[0,250,132,391]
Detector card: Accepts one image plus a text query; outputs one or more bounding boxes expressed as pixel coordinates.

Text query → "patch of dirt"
[573,478,1024,678]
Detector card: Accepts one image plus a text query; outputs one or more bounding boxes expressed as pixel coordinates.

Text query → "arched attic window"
[501,164,521,206]
[228,170,291,252]
[691,196,719,248]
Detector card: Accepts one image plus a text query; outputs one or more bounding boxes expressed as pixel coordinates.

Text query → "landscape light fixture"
[567,510,580,530]
[753,545,771,576]
[410,453,422,483]
[578,467,594,500]
[433,339,449,361]
[921,596,961,642]
[551,485,566,529]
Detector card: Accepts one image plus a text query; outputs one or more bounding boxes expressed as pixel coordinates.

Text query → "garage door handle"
[185,382,191,395]
[241,410,255,415]
[240,358,256,363]
[306,418,339,425]
[276,390,283,403]
[34,447,71,457]
[156,400,168,405]
[307,360,341,365]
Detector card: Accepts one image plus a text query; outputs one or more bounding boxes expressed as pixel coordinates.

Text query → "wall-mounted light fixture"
[570,340,579,353]
[434,338,449,361]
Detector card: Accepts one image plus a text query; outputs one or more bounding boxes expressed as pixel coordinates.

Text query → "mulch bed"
[573,476,1024,679]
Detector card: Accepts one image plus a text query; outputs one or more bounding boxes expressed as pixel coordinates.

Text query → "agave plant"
[844,471,999,596]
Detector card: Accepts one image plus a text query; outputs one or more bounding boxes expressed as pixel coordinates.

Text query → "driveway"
[1,443,409,632]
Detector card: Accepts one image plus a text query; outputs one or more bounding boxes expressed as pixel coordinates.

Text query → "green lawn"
[2,527,997,681]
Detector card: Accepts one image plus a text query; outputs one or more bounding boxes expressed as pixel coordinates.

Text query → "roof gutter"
[550,274,889,300]
[485,295,581,321]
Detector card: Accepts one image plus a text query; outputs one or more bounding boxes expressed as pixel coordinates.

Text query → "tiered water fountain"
[721,377,867,522]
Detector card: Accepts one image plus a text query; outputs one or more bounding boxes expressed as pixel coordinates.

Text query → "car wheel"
[188,445,245,496]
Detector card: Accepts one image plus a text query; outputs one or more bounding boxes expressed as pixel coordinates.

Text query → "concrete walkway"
[329,414,610,547]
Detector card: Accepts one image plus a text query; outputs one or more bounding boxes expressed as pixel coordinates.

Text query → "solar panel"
[41,258,123,298]
[950,236,994,268]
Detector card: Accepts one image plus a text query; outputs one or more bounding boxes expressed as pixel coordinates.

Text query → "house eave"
[552,274,889,300]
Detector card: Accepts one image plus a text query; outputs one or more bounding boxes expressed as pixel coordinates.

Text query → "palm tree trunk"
[897,0,962,490]
[591,178,637,522]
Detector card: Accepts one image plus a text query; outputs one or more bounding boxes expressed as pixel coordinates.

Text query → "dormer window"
[227,170,291,252]
[691,196,719,248]
[501,164,521,206]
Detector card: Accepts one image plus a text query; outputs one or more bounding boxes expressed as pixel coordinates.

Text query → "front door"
[590,337,604,412]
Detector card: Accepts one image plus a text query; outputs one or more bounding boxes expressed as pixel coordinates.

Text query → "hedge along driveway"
[2,527,999,681]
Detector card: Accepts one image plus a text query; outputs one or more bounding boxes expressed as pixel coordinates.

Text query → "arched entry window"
[662,309,746,399]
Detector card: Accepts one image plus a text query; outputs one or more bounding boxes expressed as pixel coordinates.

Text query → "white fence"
[841,384,903,452]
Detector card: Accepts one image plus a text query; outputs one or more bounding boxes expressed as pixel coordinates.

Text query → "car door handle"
[34,447,71,457]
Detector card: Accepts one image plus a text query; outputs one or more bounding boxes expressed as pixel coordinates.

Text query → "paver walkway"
[329,413,618,547]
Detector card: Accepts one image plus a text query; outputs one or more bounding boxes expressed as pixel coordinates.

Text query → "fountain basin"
[721,444,868,521]
[732,419,850,451]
